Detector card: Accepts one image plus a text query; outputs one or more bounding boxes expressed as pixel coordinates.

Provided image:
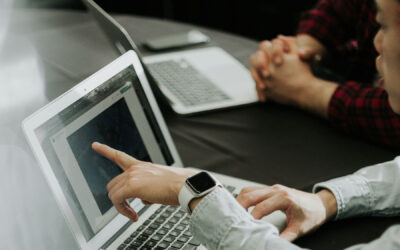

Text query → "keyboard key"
[117,243,126,250]
[157,228,168,235]
[163,223,174,230]
[151,234,163,241]
[167,206,178,213]
[157,241,170,249]
[143,240,157,248]
[170,230,181,237]
[156,217,166,224]
[177,235,190,243]
[183,230,192,237]
[137,235,149,242]
[169,217,179,224]
[143,228,154,236]
[176,224,186,231]
[129,240,142,248]
[182,244,198,250]
[149,223,161,230]
[171,241,184,249]
[160,212,171,218]
[181,218,190,225]
[163,235,175,243]
[175,211,185,217]
[188,238,201,246]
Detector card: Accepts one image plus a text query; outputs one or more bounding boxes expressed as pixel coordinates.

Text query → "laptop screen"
[33,65,173,241]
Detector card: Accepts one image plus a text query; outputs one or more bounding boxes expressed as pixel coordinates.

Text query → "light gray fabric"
[313,157,400,220]
[190,158,400,250]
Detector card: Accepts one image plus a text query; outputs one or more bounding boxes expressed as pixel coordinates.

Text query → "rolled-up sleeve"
[190,188,305,250]
[313,157,400,220]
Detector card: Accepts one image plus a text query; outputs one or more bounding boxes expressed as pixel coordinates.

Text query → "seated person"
[91,0,400,247]
[250,0,400,148]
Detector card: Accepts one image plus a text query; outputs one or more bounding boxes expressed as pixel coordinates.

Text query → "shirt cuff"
[312,174,372,220]
[189,187,279,249]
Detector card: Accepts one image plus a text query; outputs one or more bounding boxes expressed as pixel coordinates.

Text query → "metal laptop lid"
[22,51,182,249]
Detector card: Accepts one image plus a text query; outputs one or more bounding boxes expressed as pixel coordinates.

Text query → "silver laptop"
[83,0,258,115]
[22,51,285,250]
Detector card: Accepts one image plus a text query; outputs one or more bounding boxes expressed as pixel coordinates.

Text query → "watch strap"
[178,183,194,213]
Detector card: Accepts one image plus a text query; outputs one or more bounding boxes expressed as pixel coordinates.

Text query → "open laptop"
[82,0,258,115]
[22,51,285,250]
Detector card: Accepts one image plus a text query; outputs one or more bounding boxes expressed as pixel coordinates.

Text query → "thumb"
[279,225,300,242]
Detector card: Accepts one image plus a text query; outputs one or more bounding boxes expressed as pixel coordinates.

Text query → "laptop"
[22,51,285,250]
[82,0,258,115]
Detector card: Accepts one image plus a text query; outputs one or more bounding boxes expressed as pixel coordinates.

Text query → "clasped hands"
[250,35,321,105]
[92,142,337,242]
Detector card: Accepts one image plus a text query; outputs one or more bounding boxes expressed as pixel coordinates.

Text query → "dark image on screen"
[67,97,151,214]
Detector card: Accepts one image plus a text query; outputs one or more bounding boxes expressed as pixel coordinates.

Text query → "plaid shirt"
[297,0,400,148]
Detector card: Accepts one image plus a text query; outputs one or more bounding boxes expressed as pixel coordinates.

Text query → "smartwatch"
[178,171,221,214]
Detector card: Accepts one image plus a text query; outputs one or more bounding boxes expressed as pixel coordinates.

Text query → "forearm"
[297,76,338,118]
[328,82,400,148]
[189,188,305,250]
[313,157,400,220]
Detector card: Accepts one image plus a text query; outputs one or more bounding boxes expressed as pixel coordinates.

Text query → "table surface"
[1,8,398,250]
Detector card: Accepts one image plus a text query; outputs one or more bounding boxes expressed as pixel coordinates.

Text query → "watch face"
[186,172,216,194]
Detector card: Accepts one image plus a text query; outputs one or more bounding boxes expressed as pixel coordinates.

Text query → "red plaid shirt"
[297,0,400,148]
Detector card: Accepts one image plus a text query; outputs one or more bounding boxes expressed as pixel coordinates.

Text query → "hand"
[92,142,196,221]
[236,185,337,242]
[250,34,327,102]
[250,36,337,116]
[251,39,316,106]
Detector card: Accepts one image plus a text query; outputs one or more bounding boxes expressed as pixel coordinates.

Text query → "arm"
[313,157,400,219]
[328,82,400,148]
[92,143,400,249]
[297,0,370,55]
[191,188,400,250]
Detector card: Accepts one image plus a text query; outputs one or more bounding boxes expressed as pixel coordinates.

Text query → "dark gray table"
[2,8,398,250]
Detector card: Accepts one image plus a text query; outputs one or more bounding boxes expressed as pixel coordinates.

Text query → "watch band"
[178,183,195,214]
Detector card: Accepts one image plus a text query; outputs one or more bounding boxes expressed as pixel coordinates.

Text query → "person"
[91,0,400,248]
[250,0,400,148]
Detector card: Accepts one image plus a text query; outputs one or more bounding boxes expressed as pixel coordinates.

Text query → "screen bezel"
[22,51,183,250]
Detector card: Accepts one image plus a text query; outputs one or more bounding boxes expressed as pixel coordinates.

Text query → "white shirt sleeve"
[189,157,400,249]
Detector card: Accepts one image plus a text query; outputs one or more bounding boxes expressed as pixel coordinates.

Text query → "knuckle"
[272,184,283,190]
[280,190,289,197]
[241,187,252,194]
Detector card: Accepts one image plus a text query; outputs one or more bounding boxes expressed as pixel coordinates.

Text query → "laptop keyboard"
[147,59,231,107]
[117,185,237,250]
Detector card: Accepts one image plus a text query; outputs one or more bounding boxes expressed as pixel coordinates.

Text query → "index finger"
[92,142,141,171]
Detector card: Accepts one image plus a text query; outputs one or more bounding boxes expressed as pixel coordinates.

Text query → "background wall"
[15,0,318,40]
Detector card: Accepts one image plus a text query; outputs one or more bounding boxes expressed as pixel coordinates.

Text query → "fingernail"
[262,70,270,78]
[275,57,282,64]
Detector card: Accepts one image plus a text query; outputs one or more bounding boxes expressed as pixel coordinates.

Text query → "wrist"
[297,76,338,118]
[172,169,197,202]
[189,187,221,212]
[317,189,338,222]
